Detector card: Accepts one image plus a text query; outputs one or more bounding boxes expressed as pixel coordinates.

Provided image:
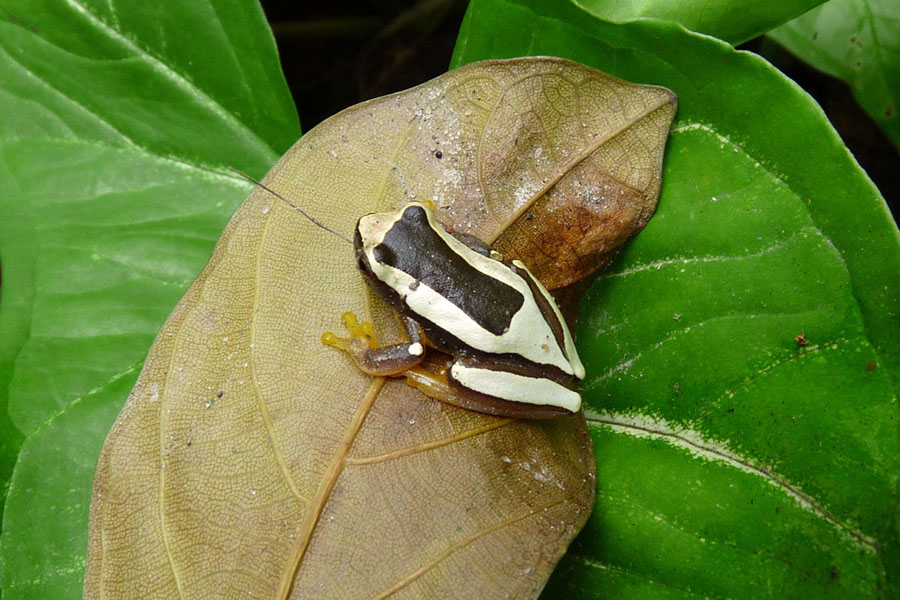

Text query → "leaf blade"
[84,56,674,598]
[575,0,827,45]
[452,0,900,597]
[0,0,299,594]
[768,0,900,149]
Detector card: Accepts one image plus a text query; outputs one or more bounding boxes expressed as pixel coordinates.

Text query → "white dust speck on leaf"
[513,181,541,209]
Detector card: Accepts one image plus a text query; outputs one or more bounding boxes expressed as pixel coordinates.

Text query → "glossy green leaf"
[0,0,299,596]
[769,0,900,149]
[574,0,826,45]
[453,0,900,597]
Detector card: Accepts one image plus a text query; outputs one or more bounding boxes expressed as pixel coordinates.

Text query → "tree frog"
[228,170,585,419]
[323,201,585,419]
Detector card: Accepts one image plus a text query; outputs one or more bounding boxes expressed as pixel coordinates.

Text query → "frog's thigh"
[405,360,575,419]
[447,360,581,414]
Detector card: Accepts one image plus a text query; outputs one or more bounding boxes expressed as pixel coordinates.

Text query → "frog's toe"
[321,330,350,351]
[322,311,379,353]
[339,311,378,348]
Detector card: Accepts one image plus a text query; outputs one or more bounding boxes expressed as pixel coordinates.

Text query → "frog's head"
[354,202,432,284]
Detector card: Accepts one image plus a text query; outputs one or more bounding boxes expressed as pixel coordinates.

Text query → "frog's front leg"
[322,311,426,376]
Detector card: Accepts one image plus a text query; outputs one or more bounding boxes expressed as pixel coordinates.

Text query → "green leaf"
[0,0,299,596]
[768,0,900,150]
[573,0,827,45]
[453,0,900,597]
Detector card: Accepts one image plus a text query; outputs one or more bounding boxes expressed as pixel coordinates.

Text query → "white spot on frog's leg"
[450,364,581,412]
[408,342,424,356]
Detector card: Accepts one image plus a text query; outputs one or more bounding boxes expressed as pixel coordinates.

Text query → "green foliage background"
[0,0,897,598]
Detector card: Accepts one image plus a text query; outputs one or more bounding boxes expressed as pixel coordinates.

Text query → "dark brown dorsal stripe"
[508,262,568,360]
[374,205,523,335]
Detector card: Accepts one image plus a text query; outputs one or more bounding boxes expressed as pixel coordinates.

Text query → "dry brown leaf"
[84,57,676,599]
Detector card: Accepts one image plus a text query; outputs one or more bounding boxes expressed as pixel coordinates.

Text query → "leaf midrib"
[277,377,387,599]
[484,80,674,245]
[60,0,278,161]
[584,413,880,553]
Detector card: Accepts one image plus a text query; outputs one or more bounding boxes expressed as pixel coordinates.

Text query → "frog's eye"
[357,257,369,273]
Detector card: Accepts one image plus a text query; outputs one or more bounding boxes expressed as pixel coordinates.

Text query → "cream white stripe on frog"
[450,363,581,412]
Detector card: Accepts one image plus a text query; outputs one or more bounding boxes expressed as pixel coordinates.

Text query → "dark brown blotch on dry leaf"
[85,57,675,599]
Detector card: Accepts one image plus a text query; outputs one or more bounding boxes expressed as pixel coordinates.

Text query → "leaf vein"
[0,135,254,184]
[600,225,821,279]
[573,553,724,599]
[16,362,141,438]
[370,494,577,599]
[344,418,513,465]
[249,211,309,506]
[277,377,387,599]
[157,296,192,600]
[62,0,277,160]
[585,309,830,388]
[585,411,879,552]
[0,45,137,147]
[487,92,675,244]
[692,336,856,422]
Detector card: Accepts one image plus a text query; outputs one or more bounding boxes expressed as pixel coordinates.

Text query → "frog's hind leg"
[405,358,576,419]
[322,312,426,376]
